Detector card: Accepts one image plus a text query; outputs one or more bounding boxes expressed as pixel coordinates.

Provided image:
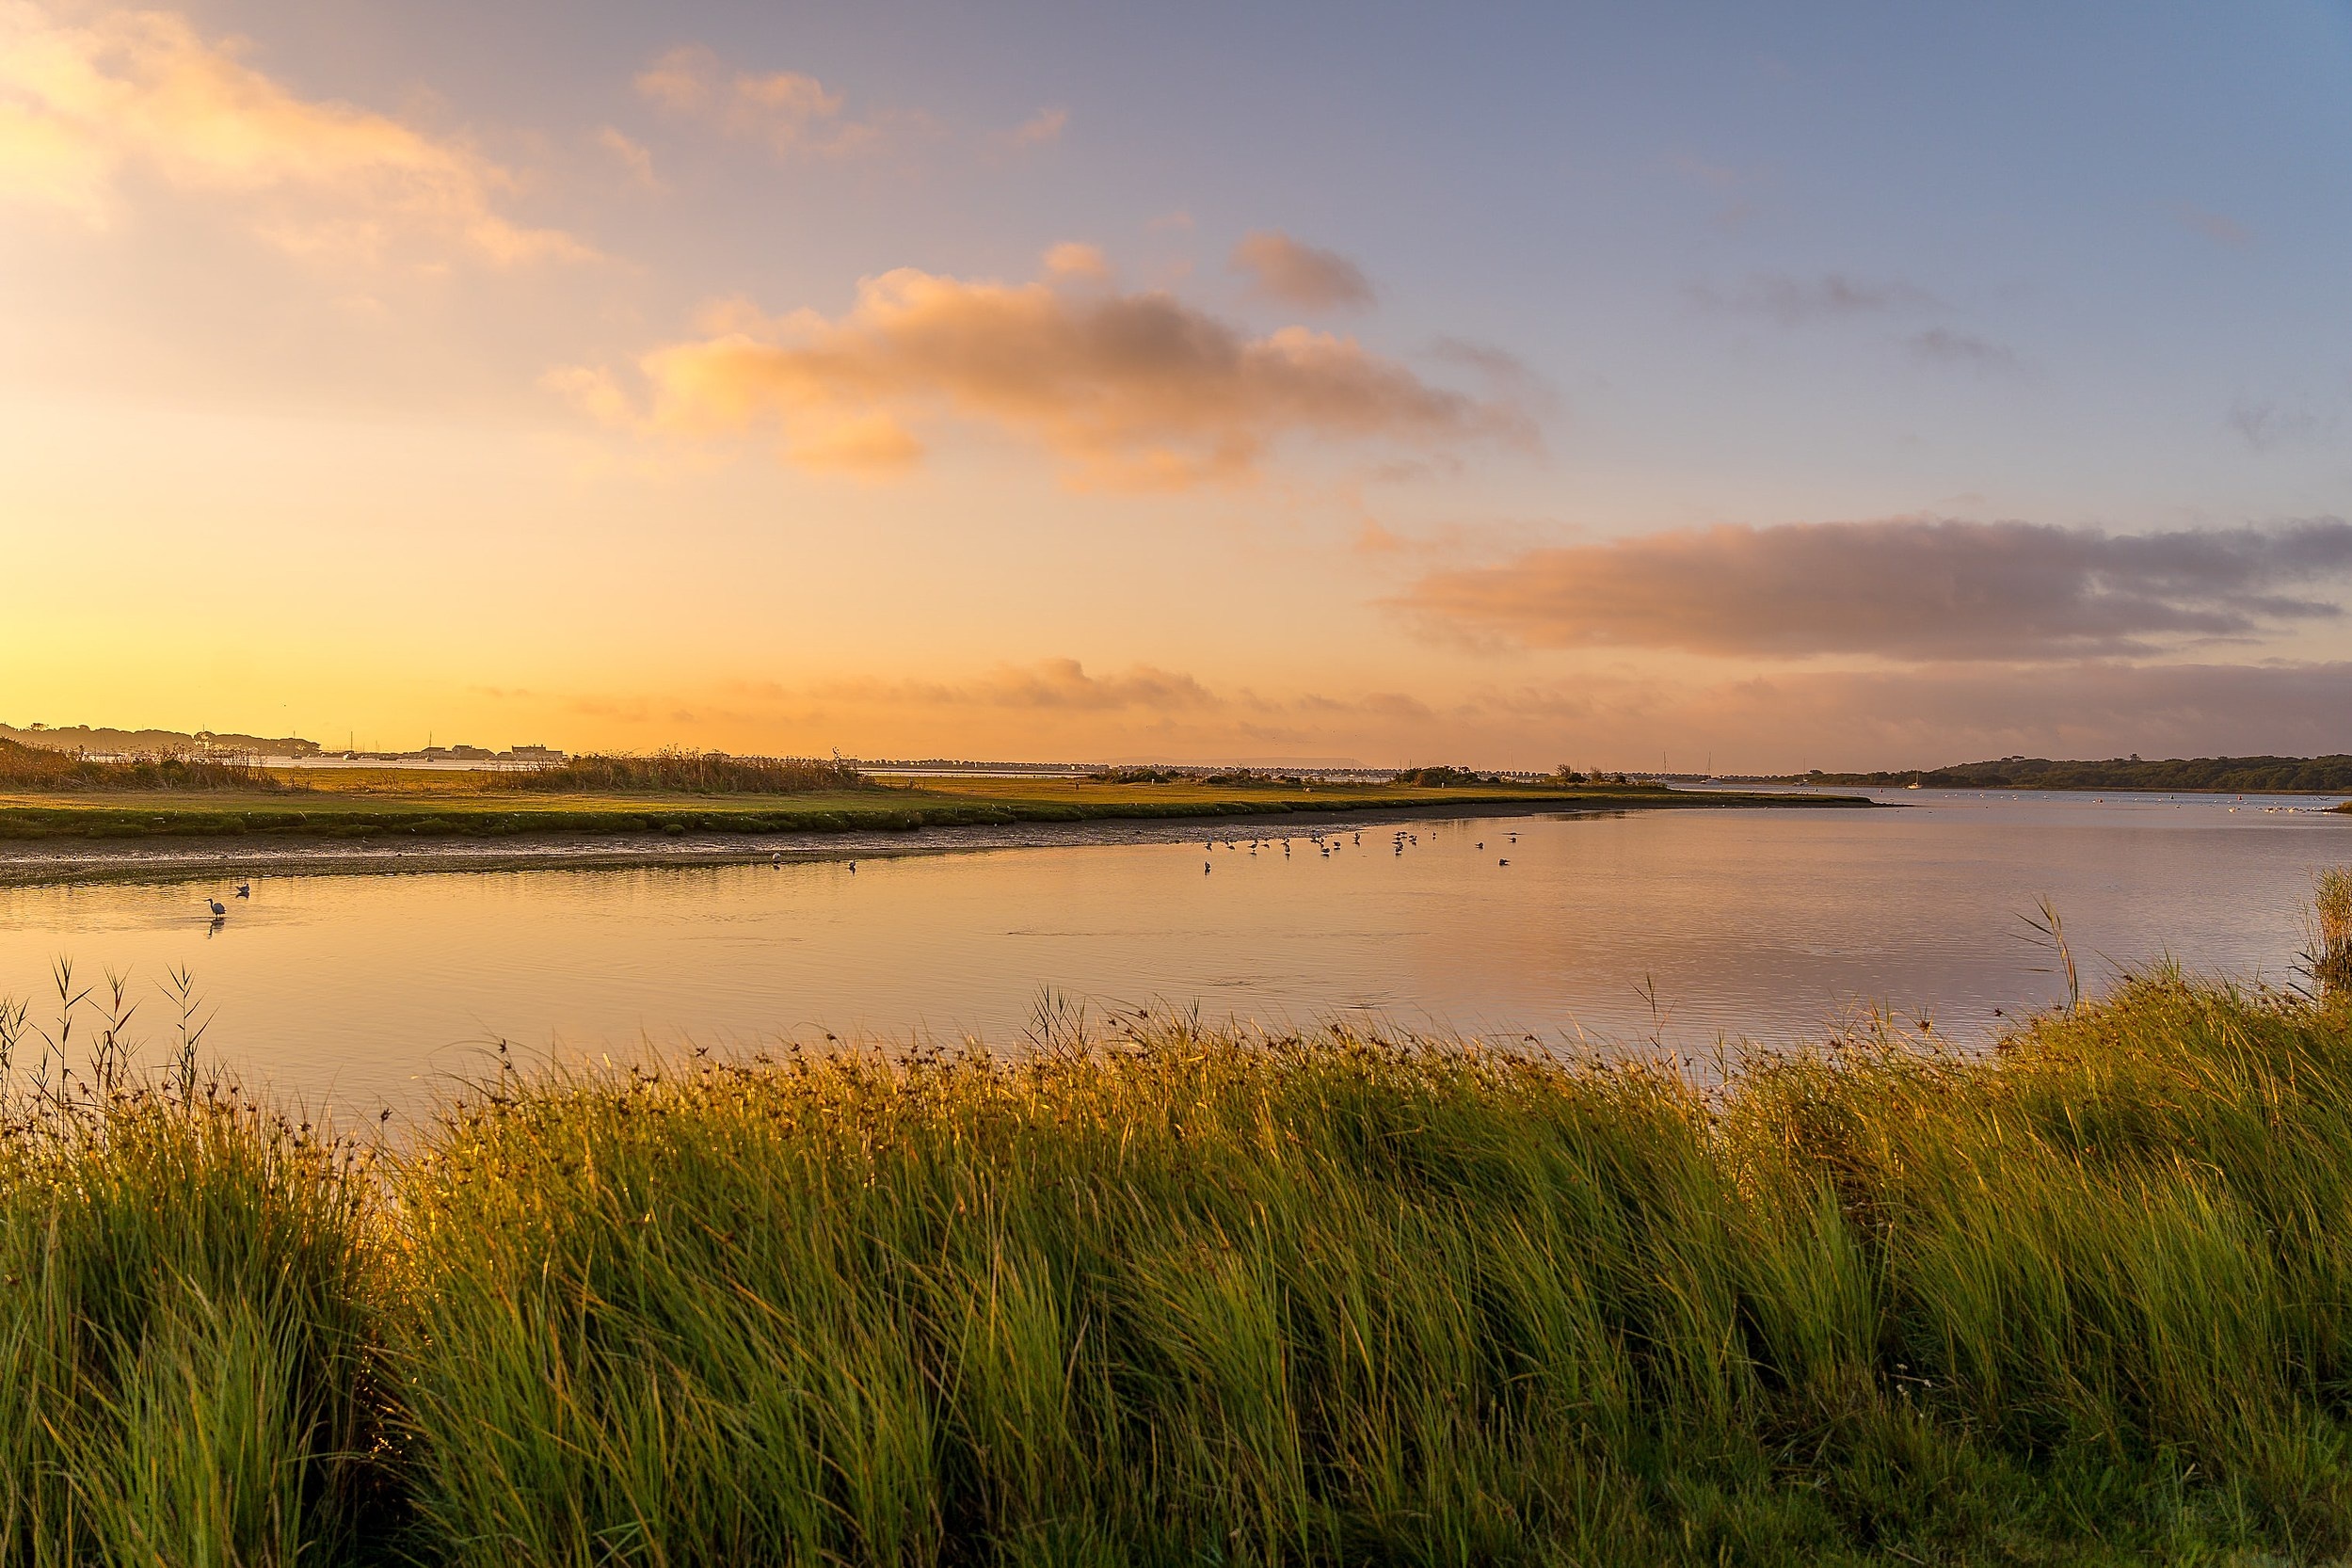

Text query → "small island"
[0,738,1871,876]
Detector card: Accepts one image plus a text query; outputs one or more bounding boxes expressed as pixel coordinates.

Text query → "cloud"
[1398,516,2352,662]
[553,260,1530,488]
[1427,336,1560,421]
[0,2,585,263]
[2176,204,2250,248]
[2229,398,2335,453]
[1042,240,1110,280]
[822,659,1219,713]
[1005,106,1065,148]
[1229,230,1374,311]
[1909,327,2024,376]
[634,44,879,159]
[1686,272,1939,326]
[1631,661,2352,772]
[597,125,657,187]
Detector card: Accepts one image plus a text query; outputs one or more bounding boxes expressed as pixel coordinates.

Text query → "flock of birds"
[1201,825,1520,874]
[200,830,1528,916]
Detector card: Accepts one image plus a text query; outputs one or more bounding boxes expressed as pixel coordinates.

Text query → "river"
[1,789,2343,1116]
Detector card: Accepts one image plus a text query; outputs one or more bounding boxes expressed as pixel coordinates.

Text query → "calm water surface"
[0,790,2344,1114]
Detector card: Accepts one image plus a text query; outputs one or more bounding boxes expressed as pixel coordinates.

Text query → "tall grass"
[9,963,2352,1561]
[0,736,296,792]
[2315,868,2352,1001]
[490,749,872,796]
[0,965,387,1566]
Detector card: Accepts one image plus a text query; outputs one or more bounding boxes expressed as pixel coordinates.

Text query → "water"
[0,791,2344,1115]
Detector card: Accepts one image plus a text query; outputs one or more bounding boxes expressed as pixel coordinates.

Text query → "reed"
[2315,867,2352,1001]
[8,951,2352,1561]
[0,736,296,793]
[489,748,873,796]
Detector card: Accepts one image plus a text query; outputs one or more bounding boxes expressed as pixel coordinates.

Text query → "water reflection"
[0,791,2343,1115]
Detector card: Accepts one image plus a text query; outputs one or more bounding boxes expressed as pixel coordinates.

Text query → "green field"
[0,771,1862,844]
[8,955,2352,1563]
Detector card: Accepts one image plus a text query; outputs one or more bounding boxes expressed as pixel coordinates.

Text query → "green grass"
[8,965,2352,1562]
[0,775,1860,846]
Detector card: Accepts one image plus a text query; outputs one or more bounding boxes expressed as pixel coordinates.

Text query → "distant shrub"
[1390,765,1505,788]
[491,748,872,796]
[1086,766,1190,784]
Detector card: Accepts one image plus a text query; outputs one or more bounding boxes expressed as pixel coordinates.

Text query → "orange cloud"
[0,2,585,263]
[1042,240,1110,280]
[1400,517,2352,662]
[818,659,1220,713]
[1005,106,1066,148]
[596,125,657,188]
[554,260,1527,488]
[634,44,880,159]
[1229,230,1374,311]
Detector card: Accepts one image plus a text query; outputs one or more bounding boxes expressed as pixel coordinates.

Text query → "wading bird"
[206,898,226,918]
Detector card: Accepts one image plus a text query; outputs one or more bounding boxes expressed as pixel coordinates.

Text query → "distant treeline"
[0,737,293,792]
[1803,754,2352,793]
[0,722,319,757]
[1086,763,1654,789]
[491,749,872,795]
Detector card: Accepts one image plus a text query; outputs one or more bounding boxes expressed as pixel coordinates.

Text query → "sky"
[3,0,2349,771]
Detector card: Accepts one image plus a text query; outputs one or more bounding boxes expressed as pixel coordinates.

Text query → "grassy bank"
[0,775,1858,846]
[8,971,2352,1563]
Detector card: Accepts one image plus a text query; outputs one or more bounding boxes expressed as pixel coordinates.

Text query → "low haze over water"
[2,792,2344,1117]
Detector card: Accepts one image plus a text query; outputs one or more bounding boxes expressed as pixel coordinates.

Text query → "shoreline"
[0,792,1874,886]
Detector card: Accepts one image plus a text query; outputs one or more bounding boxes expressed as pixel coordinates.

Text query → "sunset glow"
[6,2,2348,768]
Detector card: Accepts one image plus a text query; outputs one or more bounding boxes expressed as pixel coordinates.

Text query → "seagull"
[234,880,251,898]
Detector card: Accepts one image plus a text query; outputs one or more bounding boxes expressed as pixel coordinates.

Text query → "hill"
[1800,753,2352,793]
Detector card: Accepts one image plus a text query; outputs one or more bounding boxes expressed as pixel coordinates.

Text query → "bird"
[1498,858,1510,867]
[773,853,783,866]
[205,898,226,918]
[234,880,251,898]
[849,861,857,872]
[1477,841,1484,850]
[1204,860,1211,874]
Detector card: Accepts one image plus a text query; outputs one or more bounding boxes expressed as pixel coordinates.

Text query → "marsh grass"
[491,749,874,796]
[0,737,296,793]
[0,964,390,1566]
[2315,868,2352,1001]
[10,965,2352,1562]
